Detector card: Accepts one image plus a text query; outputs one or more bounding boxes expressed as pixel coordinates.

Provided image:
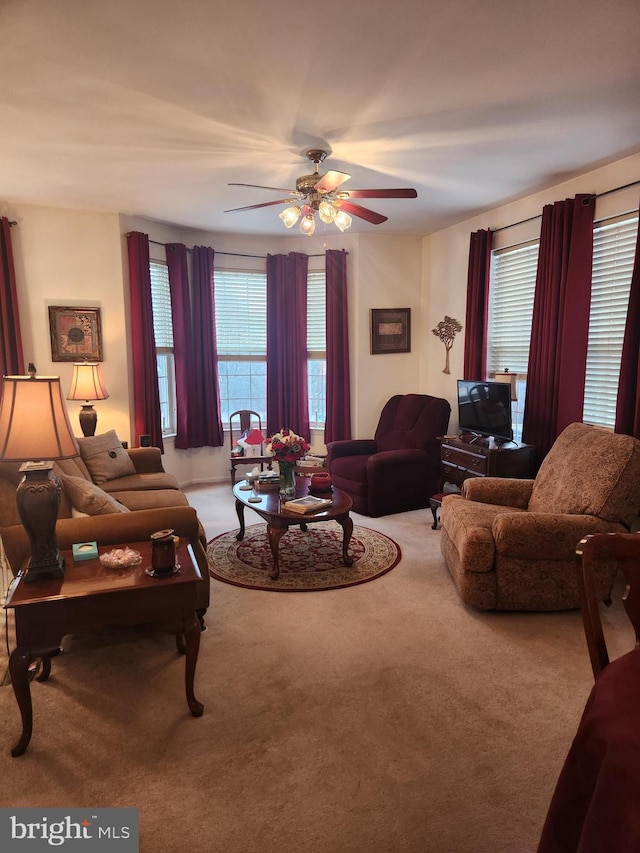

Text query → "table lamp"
[66,361,109,436]
[0,369,79,582]
[238,428,266,458]
[493,369,518,401]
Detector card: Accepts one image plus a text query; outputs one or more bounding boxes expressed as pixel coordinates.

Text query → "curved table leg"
[336,514,354,566]
[267,524,288,580]
[235,498,246,541]
[35,654,52,683]
[9,646,34,757]
[183,613,203,717]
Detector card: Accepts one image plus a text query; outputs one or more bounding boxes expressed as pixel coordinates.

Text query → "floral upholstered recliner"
[440,422,640,611]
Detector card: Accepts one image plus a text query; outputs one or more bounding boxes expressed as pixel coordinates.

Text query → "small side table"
[3,539,204,757]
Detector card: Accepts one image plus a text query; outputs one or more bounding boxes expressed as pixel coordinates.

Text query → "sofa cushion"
[108,489,189,511]
[60,474,131,516]
[528,423,640,528]
[77,430,136,484]
[440,494,525,573]
[100,472,180,494]
[53,455,92,482]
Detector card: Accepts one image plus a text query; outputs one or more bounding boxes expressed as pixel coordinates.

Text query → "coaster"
[145,564,181,578]
[238,483,253,491]
[248,496,262,503]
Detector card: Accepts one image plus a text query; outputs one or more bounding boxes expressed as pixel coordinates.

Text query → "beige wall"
[2,150,637,486]
[421,151,640,434]
[0,203,131,441]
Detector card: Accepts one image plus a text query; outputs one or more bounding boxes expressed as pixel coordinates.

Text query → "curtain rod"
[147,239,337,259]
[492,178,640,233]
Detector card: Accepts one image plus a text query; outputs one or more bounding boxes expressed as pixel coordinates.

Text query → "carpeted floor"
[0,483,634,853]
[207,521,401,590]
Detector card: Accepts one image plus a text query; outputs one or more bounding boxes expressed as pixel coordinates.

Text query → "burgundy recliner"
[327,394,451,517]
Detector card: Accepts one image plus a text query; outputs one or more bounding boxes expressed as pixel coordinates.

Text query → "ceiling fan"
[224,149,417,235]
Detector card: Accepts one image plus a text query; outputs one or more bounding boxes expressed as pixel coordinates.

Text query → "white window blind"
[488,241,539,376]
[488,241,539,442]
[150,262,173,348]
[149,262,176,435]
[583,214,638,428]
[307,270,326,355]
[215,269,266,356]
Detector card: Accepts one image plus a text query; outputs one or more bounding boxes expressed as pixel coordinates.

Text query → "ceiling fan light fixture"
[279,206,301,228]
[318,201,337,224]
[334,210,352,232]
[299,213,316,236]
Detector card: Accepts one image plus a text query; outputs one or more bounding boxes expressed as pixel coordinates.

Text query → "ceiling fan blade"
[224,198,297,214]
[339,188,418,199]
[334,200,388,225]
[333,199,389,225]
[229,182,300,194]
[314,170,351,193]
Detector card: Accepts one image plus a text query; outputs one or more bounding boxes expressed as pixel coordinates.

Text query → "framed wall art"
[370,308,411,355]
[49,306,103,362]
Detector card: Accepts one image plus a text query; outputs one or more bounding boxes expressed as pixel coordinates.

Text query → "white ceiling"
[1,0,639,237]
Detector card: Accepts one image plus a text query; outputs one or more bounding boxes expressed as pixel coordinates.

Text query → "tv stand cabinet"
[430,435,536,529]
[439,435,536,490]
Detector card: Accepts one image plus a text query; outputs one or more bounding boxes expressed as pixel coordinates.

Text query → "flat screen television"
[457,379,513,443]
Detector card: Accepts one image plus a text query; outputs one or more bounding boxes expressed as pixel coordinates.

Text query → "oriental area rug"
[207,522,401,591]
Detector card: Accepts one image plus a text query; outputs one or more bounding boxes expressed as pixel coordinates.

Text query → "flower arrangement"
[266,428,310,463]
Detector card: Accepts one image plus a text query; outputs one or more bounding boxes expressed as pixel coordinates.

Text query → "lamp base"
[17,462,65,583]
[78,404,97,437]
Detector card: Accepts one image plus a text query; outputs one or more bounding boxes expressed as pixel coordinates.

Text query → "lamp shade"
[494,369,518,401]
[0,375,78,461]
[67,362,109,402]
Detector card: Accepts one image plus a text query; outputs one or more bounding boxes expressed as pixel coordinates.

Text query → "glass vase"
[278,461,296,497]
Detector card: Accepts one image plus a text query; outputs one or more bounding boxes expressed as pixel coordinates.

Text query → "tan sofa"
[440,422,640,611]
[0,433,210,618]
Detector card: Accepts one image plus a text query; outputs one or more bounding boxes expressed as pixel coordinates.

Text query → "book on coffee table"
[283,495,332,514]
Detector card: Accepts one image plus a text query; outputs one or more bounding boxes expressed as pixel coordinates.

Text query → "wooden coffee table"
[233,477,354,580]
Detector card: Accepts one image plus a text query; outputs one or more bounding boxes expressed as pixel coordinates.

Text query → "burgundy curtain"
[522,195,595,460]
[266,252,309,439]
[615,209,640,438]
[127,231,163,451]
[166,243,197,449]
[463,229,492,380]
[324,248,351,443]
[0,217,24,375]
[190,246,224,447]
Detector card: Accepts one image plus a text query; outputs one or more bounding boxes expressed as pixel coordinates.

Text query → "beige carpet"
[0,483,633,853]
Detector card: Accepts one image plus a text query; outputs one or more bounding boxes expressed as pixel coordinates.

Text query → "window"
[149,262,176,435]
[149,263,329,434]
[214,267,327,429]
[214,269,267,424]
[487,212,639,439]
[307,270,326,428]
[488,241,539,441]
[583,214,637,428]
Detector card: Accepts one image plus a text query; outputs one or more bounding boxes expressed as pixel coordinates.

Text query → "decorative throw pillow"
[60,474,131,516]
[77,430,136,484]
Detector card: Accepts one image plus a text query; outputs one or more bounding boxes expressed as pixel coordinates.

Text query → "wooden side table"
[3,539,204,756]
[438,435,535,490]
